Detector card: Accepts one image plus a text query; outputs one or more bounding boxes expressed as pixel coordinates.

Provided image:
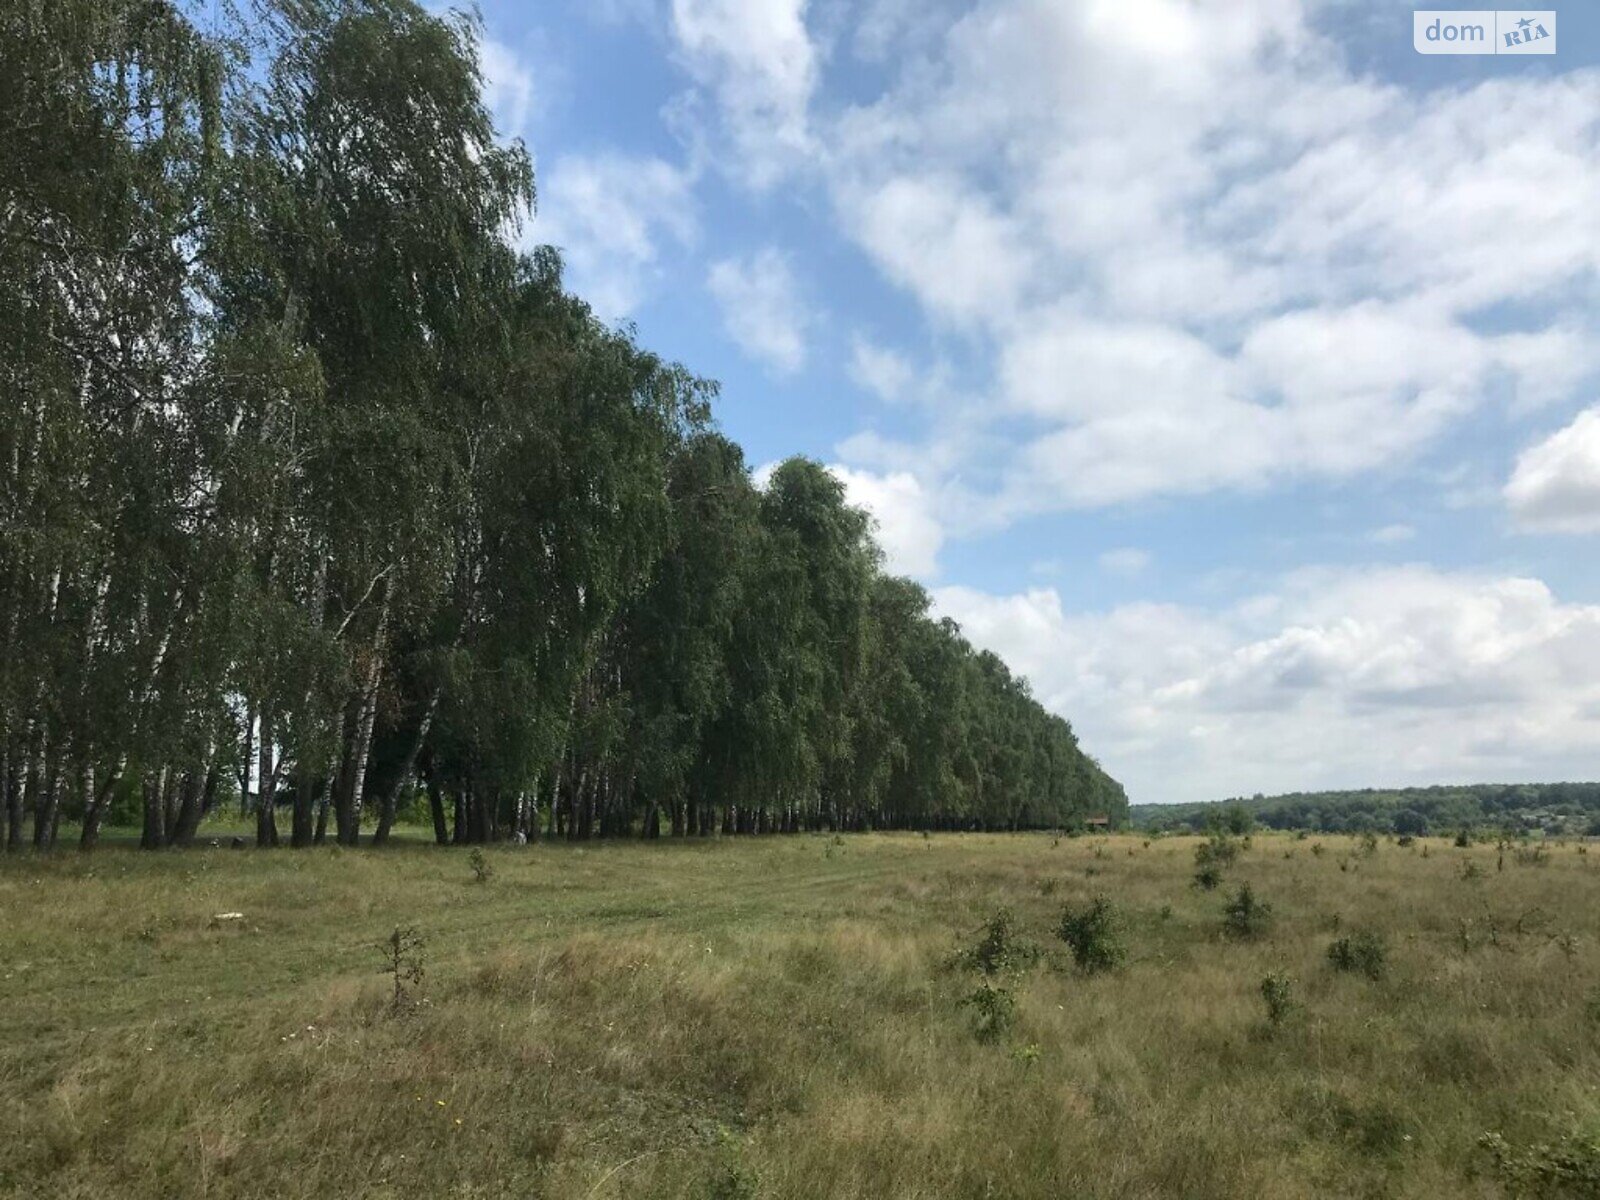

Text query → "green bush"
[1195,834,1240,868]
[960,907,1038,977]
[1327,931,1388,980]
[1223,883,1273,940]
[962,980,1018,1043]
[1193,863,1223,891]
[1480,1130,1600,1195]
[1260,971,1295,1030]
[1057,895,1126,974]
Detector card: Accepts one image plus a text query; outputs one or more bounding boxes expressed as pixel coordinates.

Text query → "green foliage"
[961,980,1018,1043]
[1327,931,1388,980]
[1223,883,1273,940]
[1196,834,1241,868]
[960,907,1038,977]
[1194,863,1224,891]
[1479,1130,1600,1196]
[0,0,1125,853]
[379,926,426,1016]
[1259,971,1295,1030]
[468,848,492,884]
[1056,896,1126,974]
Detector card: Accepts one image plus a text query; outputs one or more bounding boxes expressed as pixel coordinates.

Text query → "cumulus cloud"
[819,0,1600,513]
[935,566,1600,805]
[829,465,945,578]
[532,154,697,321]
[707,248,809,373]
[478,37,539,139]
[669,0,818,186]
[1506,408,1600,533]
[849,336,914,402]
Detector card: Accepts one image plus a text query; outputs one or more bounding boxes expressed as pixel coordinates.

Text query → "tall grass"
[1,832,1595,1197]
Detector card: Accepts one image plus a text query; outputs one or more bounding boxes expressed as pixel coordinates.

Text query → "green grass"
[3,832,1598,1197]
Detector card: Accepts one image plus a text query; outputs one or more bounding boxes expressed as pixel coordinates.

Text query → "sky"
[470,0,1600,805]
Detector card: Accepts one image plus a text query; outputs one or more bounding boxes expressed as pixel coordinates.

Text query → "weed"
[1514,843,1551,868]
[1010,1042,1042,1068]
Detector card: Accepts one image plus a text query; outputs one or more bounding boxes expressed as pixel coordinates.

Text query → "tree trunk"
[425,765,448,846]
[374,683,440,846]
[4,742,23,851]
[256,708,279,847]
[80,754,124,850]
[141,767,168,850]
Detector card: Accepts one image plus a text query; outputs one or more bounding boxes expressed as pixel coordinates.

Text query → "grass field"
[3,831,1598,1198]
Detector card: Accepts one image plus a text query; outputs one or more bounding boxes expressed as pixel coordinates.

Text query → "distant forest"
[1,0,1125,851]
[1133,783,1600,837]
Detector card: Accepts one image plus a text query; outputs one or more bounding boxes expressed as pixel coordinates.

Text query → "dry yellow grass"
[2,832,1597,1197]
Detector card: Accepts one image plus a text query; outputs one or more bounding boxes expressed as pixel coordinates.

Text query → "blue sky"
[472,1,1600,804]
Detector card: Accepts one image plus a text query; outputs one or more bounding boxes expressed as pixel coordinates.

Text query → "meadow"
[2,831,1597,1198]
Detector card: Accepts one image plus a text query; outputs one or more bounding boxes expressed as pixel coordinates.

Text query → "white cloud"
[830,465,945,578]
[816,1,1600,514]
[1099,548,1151,576]
[669,0,818,186]
[1368,524,1417,545]
[1506,407,1600,533]
[479,36,539,139]
[849,336,914,402]
[532,154,697,321]
[935,565,1600,805]
[707,248,809,373]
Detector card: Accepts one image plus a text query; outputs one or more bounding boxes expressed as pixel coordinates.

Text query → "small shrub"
[1357,832,1379,857]
[468,847,493,884]
[1223,883,1273,940]
[1397,834,1415,848]
[709,1128,761,1200]
[960,907,1038,977]
[962,980,1017,1042]
[1057,895,1126,974]
[1455,829,1472,848]
[1459,859,1483,881]
[1479,1130,1600,1195]
[1010,1041,1042,1068]
[1260,971,1295,1030]
[1327,931,1388,980]
[1195,835,1240,868]
[1310,842,1325,857]
[379,926,426,1016]
[1193,863,1223,891]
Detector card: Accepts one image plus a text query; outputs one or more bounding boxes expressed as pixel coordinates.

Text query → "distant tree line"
[1134,783,1600,837]
[1,0,1126,851]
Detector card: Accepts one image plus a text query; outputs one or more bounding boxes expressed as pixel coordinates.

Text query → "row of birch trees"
[0,0,1128,850]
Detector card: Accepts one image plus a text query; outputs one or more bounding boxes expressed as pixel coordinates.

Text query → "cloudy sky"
[477,0,1600,805]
